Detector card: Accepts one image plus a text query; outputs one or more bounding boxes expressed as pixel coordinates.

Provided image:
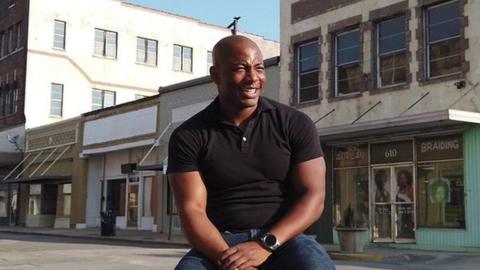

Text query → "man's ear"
[210,66,220,85]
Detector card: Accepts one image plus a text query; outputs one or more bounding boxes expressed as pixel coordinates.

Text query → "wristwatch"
[259,232,281,251]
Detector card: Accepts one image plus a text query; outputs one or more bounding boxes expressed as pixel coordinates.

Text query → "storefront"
[329,123,479,251]
[81,96,163,231]
[2,119,80,228]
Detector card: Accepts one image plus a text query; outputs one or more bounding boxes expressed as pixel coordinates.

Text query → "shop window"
[143,178,152,217]
[0,190,7,217]
[28,184,41,216]
[425,1,461,78]
[333,145,369,227]
[376,16,407,88]
[417,161,464,228]
[56,184,71,217]
[416,135,464,228]
[334,29,361,96]
[296,41,319,103]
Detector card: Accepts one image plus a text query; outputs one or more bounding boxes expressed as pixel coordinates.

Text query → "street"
[1,233,479,270]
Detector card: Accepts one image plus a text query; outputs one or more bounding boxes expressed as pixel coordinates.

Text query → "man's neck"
[220,103,258,129]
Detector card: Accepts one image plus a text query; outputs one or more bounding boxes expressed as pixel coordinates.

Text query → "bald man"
[168,35,335,270]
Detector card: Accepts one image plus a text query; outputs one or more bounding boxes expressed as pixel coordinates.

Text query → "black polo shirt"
[167,96,323,231]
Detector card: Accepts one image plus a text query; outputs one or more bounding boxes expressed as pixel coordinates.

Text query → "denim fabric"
[175,230,336,270]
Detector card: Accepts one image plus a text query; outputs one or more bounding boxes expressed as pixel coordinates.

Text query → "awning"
[318,109,480,143]
[3,175,71,184]
[1,145,71,184]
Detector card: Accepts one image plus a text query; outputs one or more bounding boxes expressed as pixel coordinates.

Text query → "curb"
[0,229,190,248]
[329,251,384,262]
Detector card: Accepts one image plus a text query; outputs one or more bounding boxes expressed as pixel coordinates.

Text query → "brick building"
[281,0,480,251]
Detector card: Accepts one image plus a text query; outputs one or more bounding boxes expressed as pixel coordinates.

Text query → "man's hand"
[217,241,271,270]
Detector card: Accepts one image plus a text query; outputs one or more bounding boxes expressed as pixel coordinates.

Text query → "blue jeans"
[175,230,335,270]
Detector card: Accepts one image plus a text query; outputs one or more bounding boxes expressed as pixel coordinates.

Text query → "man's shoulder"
[170,104,211,139]
[263,97,313,123]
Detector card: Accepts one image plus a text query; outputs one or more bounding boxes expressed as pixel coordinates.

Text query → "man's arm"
[169,171,229,264]
[268,156,326,243]
[219,157,326,270]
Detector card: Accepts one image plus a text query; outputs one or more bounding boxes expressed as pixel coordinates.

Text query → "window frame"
[91,88,116,110]
[53,20,66,50]
[375,16,408,89]
[50,83,64,117]
[296,40,320,104]
[334,28,362,97]
[424,0,462,80]
[94,28,117,59]
[173,44,193,72]
[136,37,158,66]
[16,22,21,49]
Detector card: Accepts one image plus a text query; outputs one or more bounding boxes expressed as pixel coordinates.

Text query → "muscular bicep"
[290,157,326,196]
[169,171,207,214]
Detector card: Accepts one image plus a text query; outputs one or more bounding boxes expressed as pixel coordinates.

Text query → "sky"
[127,0,280,41]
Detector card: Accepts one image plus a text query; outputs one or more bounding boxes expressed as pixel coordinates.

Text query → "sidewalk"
[1,226,479,267]
[0,226,189,247]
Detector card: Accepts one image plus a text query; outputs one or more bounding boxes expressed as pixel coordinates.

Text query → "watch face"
[264,234,277,246]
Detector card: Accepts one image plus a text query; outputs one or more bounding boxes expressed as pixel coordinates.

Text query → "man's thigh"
[265,234,335,270]
[175,232,251,270]
[175,248,217,270]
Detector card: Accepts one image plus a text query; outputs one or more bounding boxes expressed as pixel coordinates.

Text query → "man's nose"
[245,67,259,82]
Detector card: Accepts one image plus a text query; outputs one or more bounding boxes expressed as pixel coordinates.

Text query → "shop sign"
[371,141,413,164]
[334,145,368,168]
[416,135,463,161]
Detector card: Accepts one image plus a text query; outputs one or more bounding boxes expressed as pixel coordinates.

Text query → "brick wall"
[0,0,28,131]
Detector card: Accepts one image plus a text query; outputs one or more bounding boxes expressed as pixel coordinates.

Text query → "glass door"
[127,182,139,228]
[372,165,415,243]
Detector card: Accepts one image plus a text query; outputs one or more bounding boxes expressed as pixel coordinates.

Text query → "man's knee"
[269,235,335,270]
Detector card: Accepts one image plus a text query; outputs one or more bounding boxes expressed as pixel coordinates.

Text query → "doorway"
[372,165,415,243]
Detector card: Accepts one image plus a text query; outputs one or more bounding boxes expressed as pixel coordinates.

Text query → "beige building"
[0,0,279,227]
[281,0,480,251]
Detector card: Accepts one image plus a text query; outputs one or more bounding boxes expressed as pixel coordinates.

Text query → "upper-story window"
[296,41,319,103]
[425,0,461,78]
[16,22,21,49]
[53,20,66,50]
[173,44,193,72]
[376,16,407,88]
[94,28,117,59]
[334,29,361,96]
[1,83,17,116]
[136,37,157,65]
[92,89,115,110]
[0,32,5,58]
[207,50,213,71]
[135,94,146,100]
[50,83,63,117]
[7,27,14,54]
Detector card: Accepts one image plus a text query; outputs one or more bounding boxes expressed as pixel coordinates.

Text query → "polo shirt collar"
[202,96,275,123]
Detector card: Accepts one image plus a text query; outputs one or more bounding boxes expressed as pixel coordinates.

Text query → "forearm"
[179,208,229,263]
[269,191,324,244]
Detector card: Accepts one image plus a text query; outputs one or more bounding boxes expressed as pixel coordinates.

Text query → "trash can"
[100,210,116,236]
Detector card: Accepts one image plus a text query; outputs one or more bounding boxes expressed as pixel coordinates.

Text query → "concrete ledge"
[329,252,384,262]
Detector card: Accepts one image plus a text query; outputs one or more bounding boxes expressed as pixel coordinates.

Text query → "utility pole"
[227,16,241,35]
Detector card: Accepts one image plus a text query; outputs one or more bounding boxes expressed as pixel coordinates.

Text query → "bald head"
[212,35,263,68]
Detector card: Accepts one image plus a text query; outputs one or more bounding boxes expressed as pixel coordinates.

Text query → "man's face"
[212,42,266,110]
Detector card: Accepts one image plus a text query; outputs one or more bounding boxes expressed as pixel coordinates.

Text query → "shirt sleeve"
[167,127,201,174]
[289,111,324,164]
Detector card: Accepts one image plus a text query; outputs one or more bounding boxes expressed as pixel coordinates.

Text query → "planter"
[335,227,368,253]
